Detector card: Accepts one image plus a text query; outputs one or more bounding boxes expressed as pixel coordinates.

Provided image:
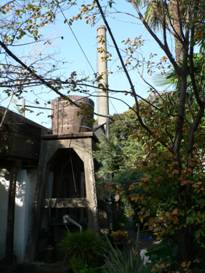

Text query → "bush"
[60,230,106,272]
[69,256,100,273]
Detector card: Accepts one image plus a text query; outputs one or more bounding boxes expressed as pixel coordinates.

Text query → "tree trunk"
[170,0,184,62]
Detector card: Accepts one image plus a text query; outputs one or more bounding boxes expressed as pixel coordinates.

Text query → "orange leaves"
[111,230,128,241]
[129,193,144,202]
[138,208,151,223]
[160,55,168,63]
[170,208,179,225]
[192,181,205,194]
[146,208,180,239]
[179,260,192,273]
[171,208,178,216]
[172,169,180,175]
[180,179,191,186]
[151,261,171,273]
[141,175,150,183]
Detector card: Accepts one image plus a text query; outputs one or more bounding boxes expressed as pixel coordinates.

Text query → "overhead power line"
[56,1,95,74]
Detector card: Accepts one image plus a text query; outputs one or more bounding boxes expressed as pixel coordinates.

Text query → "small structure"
[0,107,49,262]
[0,95,98,262]
[28,96,98,260]
[0,25,109,263]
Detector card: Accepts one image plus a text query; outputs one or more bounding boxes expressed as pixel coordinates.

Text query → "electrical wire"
[56,1,96,74]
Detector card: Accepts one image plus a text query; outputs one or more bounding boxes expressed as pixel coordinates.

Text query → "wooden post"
[5,163,19,262]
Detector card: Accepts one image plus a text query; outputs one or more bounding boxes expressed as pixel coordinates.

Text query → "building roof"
[0,107,50,166]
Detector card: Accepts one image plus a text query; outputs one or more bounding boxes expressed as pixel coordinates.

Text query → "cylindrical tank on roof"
[52,96,94,135]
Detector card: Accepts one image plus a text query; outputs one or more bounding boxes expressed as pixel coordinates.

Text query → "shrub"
[69,256,100,273]
[60,230,106,271]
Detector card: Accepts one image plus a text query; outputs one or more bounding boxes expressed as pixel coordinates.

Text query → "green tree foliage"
[0,0,67,42]
[95,112,140,179]
[96,88,205,271]
[1,0,205,270]
[90,1,205,270]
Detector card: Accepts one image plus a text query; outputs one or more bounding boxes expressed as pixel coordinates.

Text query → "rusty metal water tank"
[52,96,94,135]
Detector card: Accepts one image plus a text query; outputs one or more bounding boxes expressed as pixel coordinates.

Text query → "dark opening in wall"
[49,148,86,198]
[39,149,88,261]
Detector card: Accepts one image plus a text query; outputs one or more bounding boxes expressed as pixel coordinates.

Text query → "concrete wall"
[0,169,9,258]
[42,136,98,230]
[0,168,37,262]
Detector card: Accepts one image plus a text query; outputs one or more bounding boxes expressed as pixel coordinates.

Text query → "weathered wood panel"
[44,198,88,208]
[0,107,49,162]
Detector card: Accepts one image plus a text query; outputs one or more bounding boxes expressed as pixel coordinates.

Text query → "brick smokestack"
[96,25,109,128]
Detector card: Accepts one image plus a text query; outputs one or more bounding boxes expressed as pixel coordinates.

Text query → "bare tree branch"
[129,0,180,74]
[188,107,204,155]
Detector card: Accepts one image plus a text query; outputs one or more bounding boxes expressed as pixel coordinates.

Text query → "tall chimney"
[97,25,109,129]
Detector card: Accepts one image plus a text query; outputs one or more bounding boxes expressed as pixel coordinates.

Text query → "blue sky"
[0,1,172,127]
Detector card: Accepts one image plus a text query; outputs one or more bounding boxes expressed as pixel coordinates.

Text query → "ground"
[0,262,69,273]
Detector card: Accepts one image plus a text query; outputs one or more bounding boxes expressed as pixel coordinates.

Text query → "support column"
[5,162,19,262]
[84,155,98,231]
[25,139,49,261]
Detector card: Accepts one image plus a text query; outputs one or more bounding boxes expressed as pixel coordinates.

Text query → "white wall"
[14,170,27,261]
[14,169,37,262]
[0,168,37,262]
[0,169,9,258]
